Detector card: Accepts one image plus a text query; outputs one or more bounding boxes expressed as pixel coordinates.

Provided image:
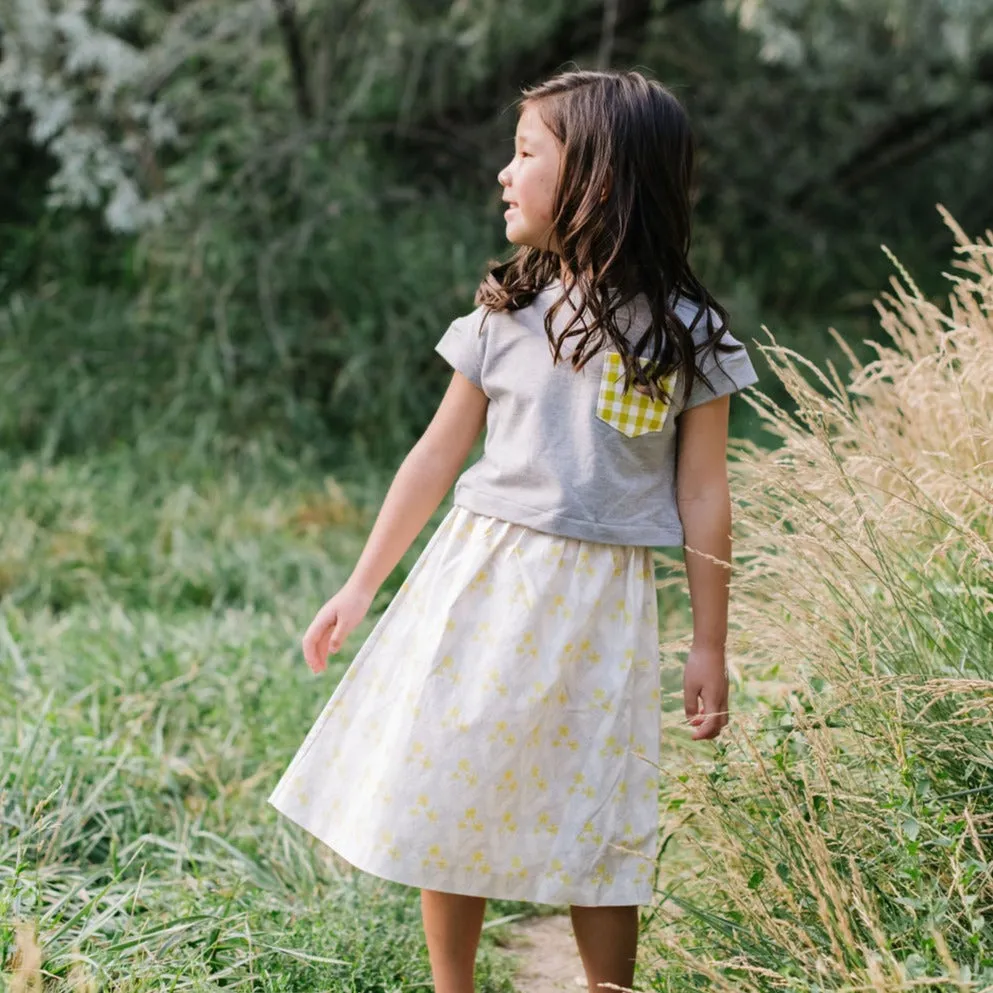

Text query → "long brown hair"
[476,69,742,406]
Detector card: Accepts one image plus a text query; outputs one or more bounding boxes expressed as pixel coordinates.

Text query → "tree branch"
[839,98,993,191]
[423,0,708,132]
[788,95,993,208]
[272,0,313,121]
[598,0,620,69]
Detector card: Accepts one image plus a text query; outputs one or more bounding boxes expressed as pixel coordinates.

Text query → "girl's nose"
[497,164,511,188]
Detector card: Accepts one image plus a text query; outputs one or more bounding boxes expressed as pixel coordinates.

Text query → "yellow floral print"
[451,757,479,786]
[458,807,485,832]
[529,764,548,791]
[551,724,579,751]
[267,506,662,907]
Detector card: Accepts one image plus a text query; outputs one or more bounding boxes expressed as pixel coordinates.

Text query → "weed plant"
[645,211,993,993]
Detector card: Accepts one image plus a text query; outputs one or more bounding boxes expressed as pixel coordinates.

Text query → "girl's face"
[497,103,564,253]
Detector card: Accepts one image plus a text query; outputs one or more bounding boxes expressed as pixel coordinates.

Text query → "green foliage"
[728,0,993,73]
[0,0,989,463]
[0,437,522,988]
[0,161,496,461]
[0,0,176,231]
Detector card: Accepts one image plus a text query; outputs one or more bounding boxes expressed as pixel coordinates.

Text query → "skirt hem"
[267,797,656,908]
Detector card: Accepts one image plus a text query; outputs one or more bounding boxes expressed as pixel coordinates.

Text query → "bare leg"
[570,904,640,993]
[420,889,487,993]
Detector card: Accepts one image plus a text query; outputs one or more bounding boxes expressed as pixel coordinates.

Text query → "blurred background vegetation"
[2,1,992,990]
[2,0,991,463]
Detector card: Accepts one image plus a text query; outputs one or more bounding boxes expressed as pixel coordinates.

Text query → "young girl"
[268,69,758,993]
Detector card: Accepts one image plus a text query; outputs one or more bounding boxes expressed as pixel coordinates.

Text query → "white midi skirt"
[268,506,662,906]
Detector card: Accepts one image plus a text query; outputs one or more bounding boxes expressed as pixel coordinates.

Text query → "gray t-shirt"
[435,283,759,547]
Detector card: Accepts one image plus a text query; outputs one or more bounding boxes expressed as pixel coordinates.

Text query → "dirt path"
[498,914,588,993]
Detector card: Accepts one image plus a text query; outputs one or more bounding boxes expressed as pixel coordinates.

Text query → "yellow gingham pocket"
[595,352,676,439]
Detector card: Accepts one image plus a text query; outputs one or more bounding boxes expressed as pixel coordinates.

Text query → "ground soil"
[497,914,589,993]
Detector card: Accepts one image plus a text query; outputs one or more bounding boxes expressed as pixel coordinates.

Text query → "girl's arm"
[675,394,733,740]
[302,371,488,672]
[347,371,488,596]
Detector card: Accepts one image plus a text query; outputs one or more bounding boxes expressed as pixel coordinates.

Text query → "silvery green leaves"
[727,0,993,72]
[0,0,175,231]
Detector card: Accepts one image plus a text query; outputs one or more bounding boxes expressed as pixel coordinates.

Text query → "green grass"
[11,250,989,993]
[0,434,528,990]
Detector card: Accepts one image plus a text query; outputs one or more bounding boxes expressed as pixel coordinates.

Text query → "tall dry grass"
[646,210,993,993]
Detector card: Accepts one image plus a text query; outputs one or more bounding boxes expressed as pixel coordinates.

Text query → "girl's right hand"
[301,583,375,674]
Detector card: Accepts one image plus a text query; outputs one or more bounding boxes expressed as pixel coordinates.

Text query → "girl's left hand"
[683,644,729,740]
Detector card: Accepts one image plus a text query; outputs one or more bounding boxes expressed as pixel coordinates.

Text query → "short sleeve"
[682,326,759,412]
[435,313,486,390]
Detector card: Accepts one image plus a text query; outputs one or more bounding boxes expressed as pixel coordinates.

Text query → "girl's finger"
[691,713,722,740]
[328,619,348,654]
[302,632,317,669]
[306,644,321,672]
[303,609,337,671]
[317,606,338,640]
[688,695,705,725]
[683,682,698,720]
[695,701,729,739]
[312,629,331,671]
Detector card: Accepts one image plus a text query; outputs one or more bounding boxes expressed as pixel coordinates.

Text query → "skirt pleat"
[268,506,662,906]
